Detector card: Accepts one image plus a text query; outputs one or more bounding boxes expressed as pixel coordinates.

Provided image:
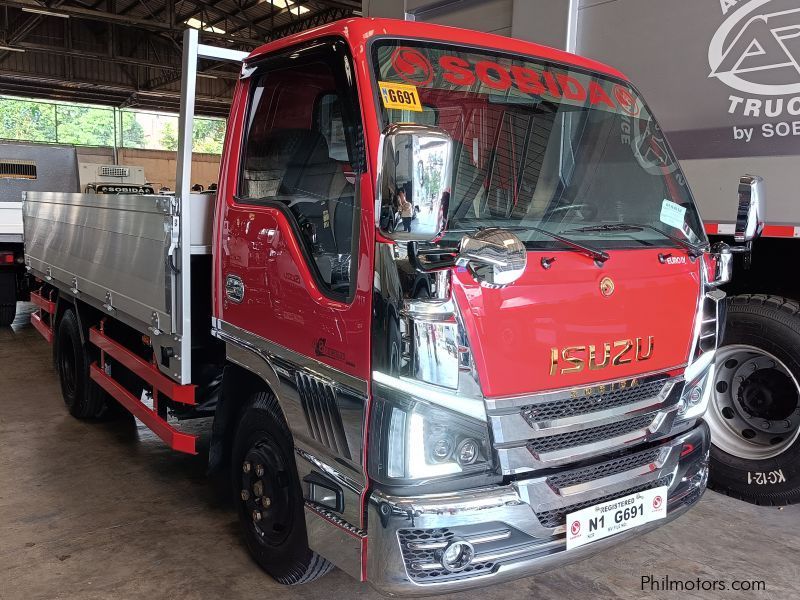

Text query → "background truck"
[572,0,800,506]
[80,162,155,195]
[0,142,79,326]
[22,19,729,594]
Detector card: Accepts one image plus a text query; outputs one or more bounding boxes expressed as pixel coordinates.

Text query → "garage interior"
[3,306,799,597]
[2,0,800,599]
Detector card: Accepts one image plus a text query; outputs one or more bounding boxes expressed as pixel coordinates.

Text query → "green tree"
[121,111,146,148]
[0,98,56,142]
[56,106,115,146]
[160,121,179,151]
[193,118,226,154]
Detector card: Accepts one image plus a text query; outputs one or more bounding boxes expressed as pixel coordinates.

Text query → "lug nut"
[253,481,263,496]
[255,464,265,477]
[252,510,262,522]
[241,489,250,501]
[762,421,771,429]
[242,461,251,474]
[784,420,792,430]
[262,497,271,508]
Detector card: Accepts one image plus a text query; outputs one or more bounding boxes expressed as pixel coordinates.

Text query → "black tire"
[0,271,16,326]
[708,294,800,505]
[55,309,107,419]
[231,390,333,584]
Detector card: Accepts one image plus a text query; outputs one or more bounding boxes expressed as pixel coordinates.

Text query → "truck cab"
[24,18,731,596]
[211,19,719,593]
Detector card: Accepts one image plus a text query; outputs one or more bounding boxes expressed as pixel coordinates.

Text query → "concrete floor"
[1,303,799,600]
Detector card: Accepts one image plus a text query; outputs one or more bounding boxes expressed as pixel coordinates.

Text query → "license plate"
[565,486,668,551]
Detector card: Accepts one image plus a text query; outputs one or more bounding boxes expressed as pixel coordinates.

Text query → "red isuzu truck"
[21,17,749,595]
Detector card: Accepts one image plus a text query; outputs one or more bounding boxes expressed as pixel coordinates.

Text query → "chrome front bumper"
[366,421,709,596]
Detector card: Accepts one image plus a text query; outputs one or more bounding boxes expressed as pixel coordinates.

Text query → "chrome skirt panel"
[215,319,368,527]
[365,422,709,596]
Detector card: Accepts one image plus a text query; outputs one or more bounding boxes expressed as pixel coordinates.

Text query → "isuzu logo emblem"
[599,276,615,297]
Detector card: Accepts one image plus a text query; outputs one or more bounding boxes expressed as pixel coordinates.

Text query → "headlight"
[370,375,494,486]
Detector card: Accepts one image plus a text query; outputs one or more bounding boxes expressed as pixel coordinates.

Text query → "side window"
[239,46,363,298]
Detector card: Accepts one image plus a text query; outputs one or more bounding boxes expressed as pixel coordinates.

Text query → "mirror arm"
[408,242,458,273]
[726,241,752,254]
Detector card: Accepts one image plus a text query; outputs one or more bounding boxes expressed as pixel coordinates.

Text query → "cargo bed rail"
[23,30,246,388]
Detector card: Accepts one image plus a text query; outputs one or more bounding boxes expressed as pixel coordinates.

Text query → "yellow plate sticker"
[378,81,423,112]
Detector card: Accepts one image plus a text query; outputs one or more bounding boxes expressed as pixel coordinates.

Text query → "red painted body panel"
[218,173,374,380]
[452,248,700,398]
[243,18,629,82]
[30,311,53,343]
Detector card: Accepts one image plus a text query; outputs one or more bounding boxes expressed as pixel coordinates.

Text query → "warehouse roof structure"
[0,0,359,116]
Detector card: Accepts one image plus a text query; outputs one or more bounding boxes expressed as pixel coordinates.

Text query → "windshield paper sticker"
[660,199,686,229]
[378,81,423,112]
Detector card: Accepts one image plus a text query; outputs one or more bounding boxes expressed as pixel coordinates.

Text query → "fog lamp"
[456,438,479,466]
[440,540,475,572]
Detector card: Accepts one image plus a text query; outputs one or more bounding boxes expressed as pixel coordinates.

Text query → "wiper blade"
[447,225,609,263]
[504,225,610,263]
[561,223,704,257]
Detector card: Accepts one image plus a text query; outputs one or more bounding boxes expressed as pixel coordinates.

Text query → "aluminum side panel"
[23,192,173,329]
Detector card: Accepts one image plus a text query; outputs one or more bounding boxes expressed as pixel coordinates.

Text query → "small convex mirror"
[456,228,528,288]
[376,123,454,242]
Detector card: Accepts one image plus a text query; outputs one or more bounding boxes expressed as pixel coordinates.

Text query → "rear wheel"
[0,271,16,326]
[707,295,800,505]
[55,308,107,419]
[231,391,333,584]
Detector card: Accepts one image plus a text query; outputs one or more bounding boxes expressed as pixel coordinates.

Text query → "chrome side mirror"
[456,228,527,288]
[376,123,454,242]
[734,175,764,243]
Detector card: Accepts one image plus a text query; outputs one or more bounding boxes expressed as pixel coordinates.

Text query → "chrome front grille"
[534,476,673,529]
[546,447,662,489]
[521,378,666,422]
[528,412,657,455]
[487,372,685,474]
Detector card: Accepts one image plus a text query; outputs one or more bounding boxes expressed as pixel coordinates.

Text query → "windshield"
[371,40,707,251]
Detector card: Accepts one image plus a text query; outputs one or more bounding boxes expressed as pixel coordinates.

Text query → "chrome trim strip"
[476,540,561,563]
[465,529,512,545]
[484,368,686,412]
[497,405,679,472]
[557,448,670,497]
[406,528,512,551]
[214,319,369,395]
[295,447,364,496]
[491,381,680,446]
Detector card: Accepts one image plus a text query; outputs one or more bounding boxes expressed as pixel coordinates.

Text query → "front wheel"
[707,295,800,505]
[231,391,333,584]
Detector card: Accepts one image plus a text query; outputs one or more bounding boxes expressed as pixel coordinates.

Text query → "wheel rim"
[239,438,293,547]
[709,344,800,460]
[58,332,77,398]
